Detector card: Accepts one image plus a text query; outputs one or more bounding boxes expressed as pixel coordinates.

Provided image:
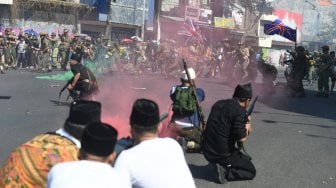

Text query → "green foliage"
[238,0,273,15]
[318,12,336,43]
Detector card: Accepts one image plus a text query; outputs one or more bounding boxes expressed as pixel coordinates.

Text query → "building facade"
[0,0,91,35]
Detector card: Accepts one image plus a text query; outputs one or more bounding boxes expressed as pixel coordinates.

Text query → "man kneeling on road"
[202,83,256,183]
[67,53,99,101]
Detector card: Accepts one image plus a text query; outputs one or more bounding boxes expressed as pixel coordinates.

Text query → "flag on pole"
[264,19,297,42]
[177,17,206,45]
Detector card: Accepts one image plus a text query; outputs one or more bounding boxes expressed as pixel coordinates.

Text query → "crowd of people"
[284,45,336,98]
[0,27,275,83]
[0,65,257,186]
[1,26,335,98]
[1,25,335,187]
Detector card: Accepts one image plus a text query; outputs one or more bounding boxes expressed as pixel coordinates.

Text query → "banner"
[319,0,336,6]
[147,0,155,30]
[185,6,200,21]
[184,6,212,24]
[214,17,235,29]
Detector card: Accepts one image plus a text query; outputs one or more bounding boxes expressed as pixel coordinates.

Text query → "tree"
[238,0,273,43]
[11,0,91,33]
[318,11,336,44]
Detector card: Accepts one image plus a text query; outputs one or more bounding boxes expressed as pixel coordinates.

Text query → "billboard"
[214,17,235,29]
[185,6,200,21]
[101,0,149,26]
[185,6,212,24]
[272,9,302,43]
[0,0,13,4]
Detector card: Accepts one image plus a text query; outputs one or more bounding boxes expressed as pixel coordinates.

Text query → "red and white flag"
[319,0,336,6]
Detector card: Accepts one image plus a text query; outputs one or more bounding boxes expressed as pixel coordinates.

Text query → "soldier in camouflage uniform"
[315,45,332,98]
[30,35,40,69]
[49,32,59,69]
[290,46,307,97]
[329,51,336,95]
[82,36,95,62]
[4,29,17,69]
[24,33,32,69]
[0,33,5,74]
[10,35,18,69]
[58,29,71,71]
[38,32,51,72]
[3,29,10,69]
[238,44,250,80]
[70,34,84,59]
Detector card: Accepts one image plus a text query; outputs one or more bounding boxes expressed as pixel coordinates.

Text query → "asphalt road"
[1,67,336,188]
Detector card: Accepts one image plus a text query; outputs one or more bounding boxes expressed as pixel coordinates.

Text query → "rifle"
[237,95,258,160]
[182,59,206,132]
[58,80,71,102]
[246,96,259,118]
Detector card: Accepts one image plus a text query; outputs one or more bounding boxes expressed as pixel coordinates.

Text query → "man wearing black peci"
[202,83,256,184]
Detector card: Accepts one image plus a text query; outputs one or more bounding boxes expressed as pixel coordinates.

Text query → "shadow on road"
[304,133,336,141]
[256,86,336,121]
[0,96,11,99]
[262,119,336,129]
[49,100,71,107]
[188,163,215,182]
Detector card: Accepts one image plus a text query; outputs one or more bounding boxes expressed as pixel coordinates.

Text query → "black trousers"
[216,149,256,181]
[69,81,91,100]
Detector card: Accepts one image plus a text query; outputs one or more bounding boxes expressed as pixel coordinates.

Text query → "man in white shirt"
[114,98,196,188]
[16,37,26,68]
[47,122,131,188]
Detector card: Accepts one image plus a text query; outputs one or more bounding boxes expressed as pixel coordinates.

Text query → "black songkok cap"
[81,122,118,157]
[63,100,101,139]
[233,83,252,99]
[130,98,168,128]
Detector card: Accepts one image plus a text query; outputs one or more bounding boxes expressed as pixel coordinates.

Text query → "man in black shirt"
[67,54,99,100]
[202,83,256,183]
[289,46,307,97]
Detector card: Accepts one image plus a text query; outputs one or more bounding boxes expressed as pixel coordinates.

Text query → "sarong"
[0,134,78,188]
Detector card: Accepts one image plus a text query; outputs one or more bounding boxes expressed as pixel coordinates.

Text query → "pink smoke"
[96,74,176,139]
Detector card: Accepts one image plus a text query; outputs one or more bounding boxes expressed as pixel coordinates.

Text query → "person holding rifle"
[67,53,99,101]
[39,32,52,72]
[169,65,205,152]
[202,83,256,183]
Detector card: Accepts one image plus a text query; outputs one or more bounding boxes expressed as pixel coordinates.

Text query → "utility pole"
[141,0,146,40]
[154,0,161,41]
[104,0,113,40]
[75,0,81,33]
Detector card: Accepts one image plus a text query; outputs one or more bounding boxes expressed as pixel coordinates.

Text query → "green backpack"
[172,86,197,116]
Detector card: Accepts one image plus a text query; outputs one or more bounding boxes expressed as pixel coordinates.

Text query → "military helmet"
[73,33,80,37]
[8,35,17,39]
[51,32,56,36]
[39,32,47,36]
